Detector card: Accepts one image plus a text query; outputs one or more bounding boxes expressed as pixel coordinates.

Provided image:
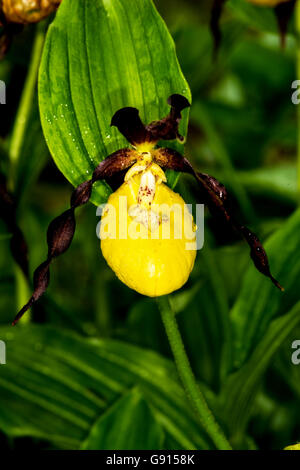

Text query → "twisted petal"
[146,94,190,143]
[274,0,296,47]
[12,148,137,325]
[111,108,151,145]
[111,94,190,146]
[154,147,283,291]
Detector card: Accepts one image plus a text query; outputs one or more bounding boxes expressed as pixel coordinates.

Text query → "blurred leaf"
[230,208,300,369]
[237,165,297,205]
[38,0,191,204]
[220,300,300,442]
[211,245,249,303]
[191,101,256,221]
[80,387,164,450]
[170,281,203,314]
[273,323,300,401]
[171,178,233,386]
[14,95,49,205]
[123,274,229,391]
[0,219,11,239]
[0,325,210,449]
[227,0,280,33]
[123,298,167,354]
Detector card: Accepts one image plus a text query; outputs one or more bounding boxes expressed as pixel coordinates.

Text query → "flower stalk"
[157,295,232,450]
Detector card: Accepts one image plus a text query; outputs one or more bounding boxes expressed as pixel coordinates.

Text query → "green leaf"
[236,165,297,206]
[123,298,168,354]
[227,0,280,33]
[191,102,256,222]
[273,325,300,400]
[220,300,300,442]
[0,220,11,240]
[38,0,191,205]
[214,165,297,207]
[80,387,164,450]
[230,208,300,369]
[13,95,49,206]
[0,325,210,449]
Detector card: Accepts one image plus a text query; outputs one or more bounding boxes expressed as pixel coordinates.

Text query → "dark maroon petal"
[47,209,76,259]
[239,225,284,291]
[153,147,193,172]
[32,260,51,299]
[146,94,190,143]
[112,95,190,146]
[210,0,227,57]
[167,94,191,115]
[155,147,283,291]
[274,0,296,48]
[12,149,137,326]
[92,148,137,180]
[71,180,93,207]
[111,107,150,145]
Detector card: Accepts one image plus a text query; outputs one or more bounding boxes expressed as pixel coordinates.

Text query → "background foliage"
[0,0,299,450]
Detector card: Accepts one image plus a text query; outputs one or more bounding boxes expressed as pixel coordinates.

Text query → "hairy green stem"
[157,295,232,450]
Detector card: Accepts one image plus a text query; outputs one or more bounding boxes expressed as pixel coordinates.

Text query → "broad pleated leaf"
[80,388,164,450]
[0,325,209,449]
[230,208,300,369]
[221,300,300,440]
[38,0,191,205]
[227,0,282,32]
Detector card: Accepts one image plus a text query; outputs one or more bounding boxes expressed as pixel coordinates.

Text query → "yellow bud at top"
[246,0,291,7]
[2,0,61,24]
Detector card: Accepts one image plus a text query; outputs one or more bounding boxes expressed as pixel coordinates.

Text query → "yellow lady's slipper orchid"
[100,151,197,297]
[12,94,282,326]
